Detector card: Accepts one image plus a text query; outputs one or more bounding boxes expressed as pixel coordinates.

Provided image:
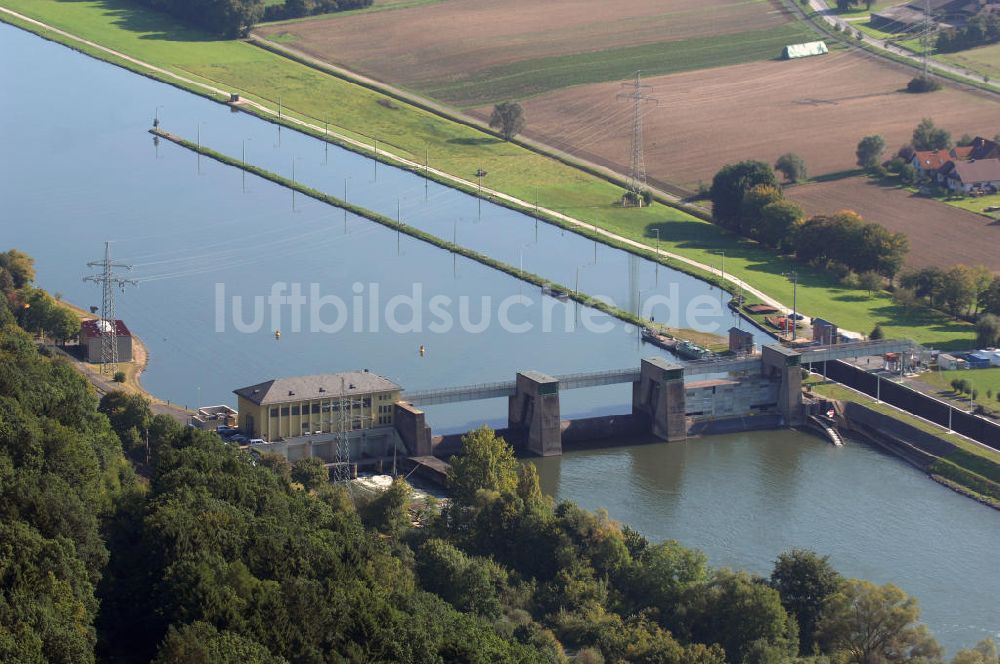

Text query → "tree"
[982,276,1000,316]
[361,476,412,537]
[941,265,979,317]
[757,200,804,252]
[153,621,278,664]
[770,549,843,655]
[692,570,798,664]
[855,223,908,281]
[870,324,885,340]
[856,135,887,170]
[48,306,81,345]
[447,425,519,505]
[951,639,999,664]
[99,390,153,455]
[489,101,526,141]
[775,153,807,183]
[901,267,948,307]
[416,538,507,619]
[858,271,883,296]
[0,249,35,288]
[976,314,1000,347]
[290,456,328,490]
[912,118,952,151]
[741,184,784,237]
[710,161,779,230]
[817,579,942,664]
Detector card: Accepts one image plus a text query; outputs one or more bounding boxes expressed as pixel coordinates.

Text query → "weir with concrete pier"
[394,339,915,458]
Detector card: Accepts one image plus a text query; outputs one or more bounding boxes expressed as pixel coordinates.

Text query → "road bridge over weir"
[402,340,914,406]
[394,339,916,457]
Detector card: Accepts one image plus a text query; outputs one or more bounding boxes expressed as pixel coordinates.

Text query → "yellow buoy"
[419,344,425,356]
[274,330,281,340]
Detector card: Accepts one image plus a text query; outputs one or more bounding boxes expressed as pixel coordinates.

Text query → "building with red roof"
[79,318,133,363]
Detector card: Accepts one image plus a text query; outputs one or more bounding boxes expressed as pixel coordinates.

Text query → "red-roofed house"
[911,149,953,177]
[79,319,133,363]
[940,158,1000,193]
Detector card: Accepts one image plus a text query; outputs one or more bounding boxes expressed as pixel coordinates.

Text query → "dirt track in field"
[786,177,1000,272]
[256,0,791,90]
[505,50,1000,190]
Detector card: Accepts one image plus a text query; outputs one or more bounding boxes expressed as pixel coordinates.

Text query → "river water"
[0,22,997,652]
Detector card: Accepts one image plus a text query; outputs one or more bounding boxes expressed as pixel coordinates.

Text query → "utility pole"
[653,228,660,285]
[922,0,931,79]
[617,71,658,206]
[83,242,137,374]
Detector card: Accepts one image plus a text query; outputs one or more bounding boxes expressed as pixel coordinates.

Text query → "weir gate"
[394,340,915,457]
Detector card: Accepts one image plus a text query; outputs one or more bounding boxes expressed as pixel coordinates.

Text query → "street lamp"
[242,138,252,193]
[196,121,207,175]
[782,270,799,341]
[291,156,302,211]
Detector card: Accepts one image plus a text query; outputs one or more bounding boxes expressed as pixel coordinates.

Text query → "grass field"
[256,0,806,107]
[787,177,1000,271]
[939,42,1000,81]
[940,192,1000,220]
[920,368,1000,401]
[0,0,980,349]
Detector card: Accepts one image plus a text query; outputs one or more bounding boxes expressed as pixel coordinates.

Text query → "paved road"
[1,6,849,336]
[805,0,996,90]
[46,342,192,425]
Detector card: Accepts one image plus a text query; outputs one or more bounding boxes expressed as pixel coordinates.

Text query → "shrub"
[907,76,942,93]
[113,371,126,383]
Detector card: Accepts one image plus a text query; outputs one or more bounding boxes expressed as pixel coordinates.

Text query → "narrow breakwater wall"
[150,129,719,345]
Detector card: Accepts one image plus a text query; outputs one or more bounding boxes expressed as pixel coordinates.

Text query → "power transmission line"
[617,71,658,206]
[83,241,137,374]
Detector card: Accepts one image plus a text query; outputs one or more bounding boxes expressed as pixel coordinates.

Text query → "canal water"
[1,23,997,652]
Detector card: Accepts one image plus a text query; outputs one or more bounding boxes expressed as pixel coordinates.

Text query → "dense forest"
[1,248,997,663]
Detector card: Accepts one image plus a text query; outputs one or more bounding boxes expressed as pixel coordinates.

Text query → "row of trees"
[131,0,263,37]
[262,0,373,22]
[710,161,909,281]
[937,8,1000,53]
[899,264,998,319]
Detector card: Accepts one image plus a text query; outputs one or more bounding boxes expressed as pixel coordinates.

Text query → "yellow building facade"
[234,371,401,442]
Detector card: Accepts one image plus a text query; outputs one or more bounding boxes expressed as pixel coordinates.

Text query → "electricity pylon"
[617,71,658,206]
[83,242,136,374]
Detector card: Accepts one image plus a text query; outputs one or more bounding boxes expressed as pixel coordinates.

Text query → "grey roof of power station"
[235,371,400,405]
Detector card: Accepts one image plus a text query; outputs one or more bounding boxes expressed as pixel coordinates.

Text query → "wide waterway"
[1,22,997,652]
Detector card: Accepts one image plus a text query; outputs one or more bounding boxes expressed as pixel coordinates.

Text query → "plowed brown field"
[257,0,792,92]
[507,51,999,191]
[786,178,1000,272]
